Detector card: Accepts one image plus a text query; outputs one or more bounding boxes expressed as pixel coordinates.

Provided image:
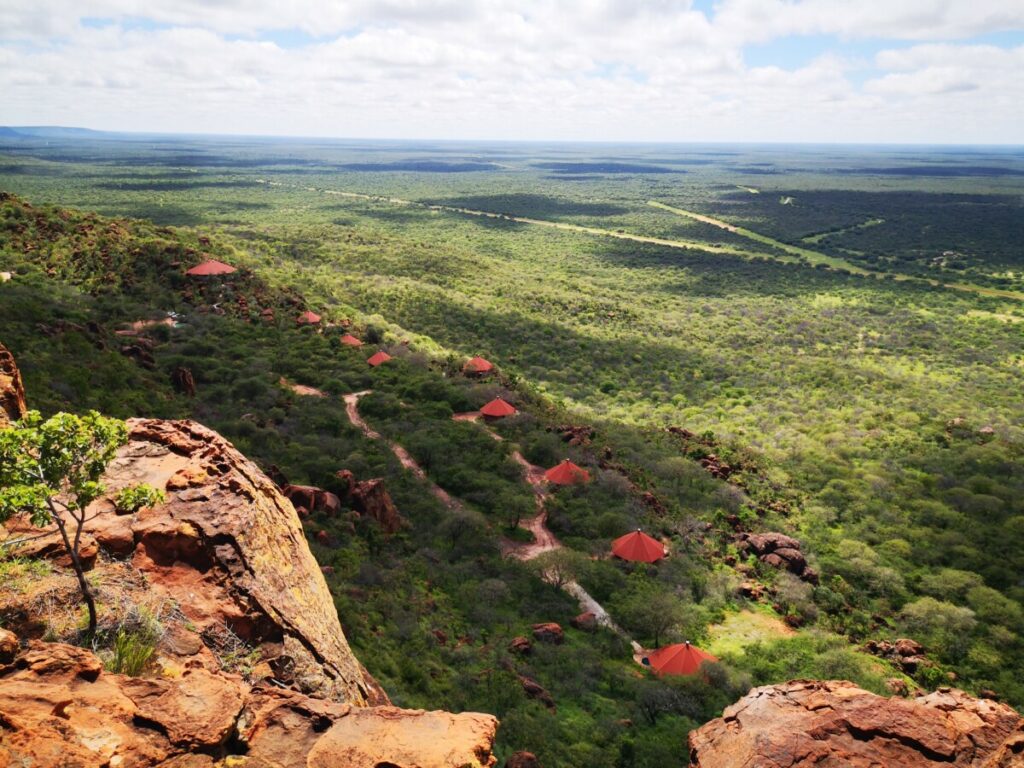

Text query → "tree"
[611,578,686,648]
[531,548,588,589]
[0,410,162,635]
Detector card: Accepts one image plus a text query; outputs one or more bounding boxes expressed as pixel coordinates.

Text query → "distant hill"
[0,126,111,139]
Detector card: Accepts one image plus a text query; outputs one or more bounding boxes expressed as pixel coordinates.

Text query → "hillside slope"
[0,345,498,766]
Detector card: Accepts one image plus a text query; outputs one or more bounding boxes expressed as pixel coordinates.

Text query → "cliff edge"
[0,343,498,767]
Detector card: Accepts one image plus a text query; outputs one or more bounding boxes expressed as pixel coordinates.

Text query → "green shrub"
[107,628,157,676]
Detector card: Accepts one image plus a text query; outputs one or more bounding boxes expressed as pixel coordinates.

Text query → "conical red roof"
[297,310,322,325]
[611,530,665,563]
[463,356,494,373]
[544,459,590,485]
[339,334,363,347]
[480,397,517,418]
[644,642,718,676]
[367,351,392,367]
[185,259,236,276]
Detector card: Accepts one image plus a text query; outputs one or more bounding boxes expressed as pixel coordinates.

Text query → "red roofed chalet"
[480,397,517,419]
[544,459,590,485]
[297,310,322,325]
[643,641,718,676]
[185,259,236,276]
[339,334,363,347]
[367,350,392,367]
[611,529,666,563]
[463,356,494,375]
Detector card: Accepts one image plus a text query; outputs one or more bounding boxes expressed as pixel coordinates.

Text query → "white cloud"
[0,1,1022,141]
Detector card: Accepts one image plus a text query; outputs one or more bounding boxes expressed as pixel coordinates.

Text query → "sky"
[1,0,1023,143]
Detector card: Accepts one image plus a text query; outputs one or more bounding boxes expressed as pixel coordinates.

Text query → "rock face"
[97,418,386,705]
[0,342,27,426]
[0,640,498,768]
[688,680,1024,768]
[0,416,384,705]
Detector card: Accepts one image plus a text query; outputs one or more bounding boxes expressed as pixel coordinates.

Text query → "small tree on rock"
[0,410,163,636]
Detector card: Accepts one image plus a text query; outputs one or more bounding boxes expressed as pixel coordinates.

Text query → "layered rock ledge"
[688,679,1024,767]
[0,640,497,767]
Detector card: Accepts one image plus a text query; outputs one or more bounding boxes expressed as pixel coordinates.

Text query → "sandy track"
[344,391,462,510]
[451,413,636,645]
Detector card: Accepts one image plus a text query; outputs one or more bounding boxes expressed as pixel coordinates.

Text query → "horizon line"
[3,124,1024,149]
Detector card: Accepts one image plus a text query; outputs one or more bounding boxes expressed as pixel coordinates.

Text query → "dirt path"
[453,412,555,558]
[649,200,1024,302]
[452,412,637,647]
[343,395,634,644]
[255,178,1024,302]
[344,391,463,510]
[255,179,761,258]
[281,377,328,398]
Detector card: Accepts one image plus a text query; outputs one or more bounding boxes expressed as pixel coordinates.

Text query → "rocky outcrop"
[531,623,564,644]
[336,470,404,533]
[571,611,598,632]
[1,417,384,706]
[506,752,542,768]
[0,640,498,767]
[117,419,386,704]
[508,636,532,655]
[0,342,26,426]
[283,483,343,517]
[170,366,196,397]
[518,674,556,711]
[688,680,1024,768]
[550,424,594,447]
[736,531,818,584]
[351,478,403,533]
[306,707,498,768]
[865,637,931,674]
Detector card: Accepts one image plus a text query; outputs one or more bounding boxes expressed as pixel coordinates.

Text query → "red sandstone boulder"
[282,484,343,517]
[119,667,246,748]
[864,638,931,674]
[531,623,564,644]
[351,477,403,533]
[0,342,26,426]
[518,675,556,711]
[736,532,817,583]
[571,611,598,632]
[0,628,18,663]
[688,679,1024,768]
[509,636,532,655]
[306,707,499,768]
[506,751,542,768]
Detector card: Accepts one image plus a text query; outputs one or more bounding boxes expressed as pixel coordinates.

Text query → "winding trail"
[452,411,639,649]
[341,392,637,647]
[343,391,463,511]
[280,377,327,398]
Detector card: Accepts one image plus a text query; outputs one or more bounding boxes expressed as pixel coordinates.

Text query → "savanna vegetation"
[1,135,1023,765]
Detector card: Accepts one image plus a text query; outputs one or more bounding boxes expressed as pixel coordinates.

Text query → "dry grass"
[0,553,193,677]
